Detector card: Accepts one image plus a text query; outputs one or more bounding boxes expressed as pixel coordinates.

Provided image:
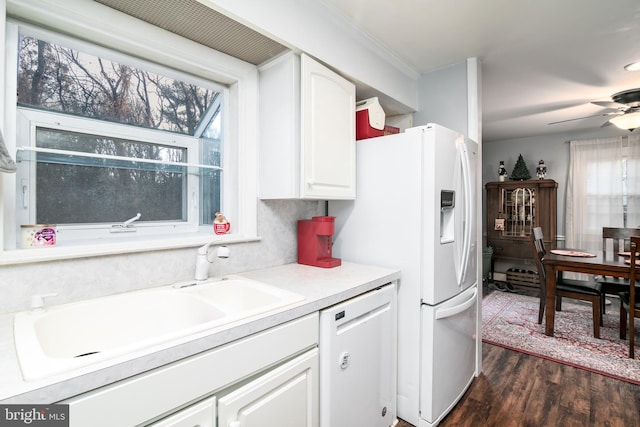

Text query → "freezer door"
[419,285,477,426]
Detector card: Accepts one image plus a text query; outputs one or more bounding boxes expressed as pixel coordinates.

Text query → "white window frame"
[1,0,259,264]
[15,108,205,239]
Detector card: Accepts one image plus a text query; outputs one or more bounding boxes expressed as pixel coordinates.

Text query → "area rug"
[482,291,640,385]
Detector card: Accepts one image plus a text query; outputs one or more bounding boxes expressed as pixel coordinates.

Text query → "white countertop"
[0,261,400,404]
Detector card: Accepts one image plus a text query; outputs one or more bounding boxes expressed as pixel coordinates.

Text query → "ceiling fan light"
[609,111,640,130]
[624,61,640,71]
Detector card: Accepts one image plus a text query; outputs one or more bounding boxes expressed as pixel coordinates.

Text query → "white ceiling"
[323,0,640,142]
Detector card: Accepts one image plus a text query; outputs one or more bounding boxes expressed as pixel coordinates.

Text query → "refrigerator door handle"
[455,140,473,286]
[461,139,473,273]
[434,287,477,320]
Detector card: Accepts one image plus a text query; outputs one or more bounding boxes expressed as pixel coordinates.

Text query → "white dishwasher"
[319,282,397,427]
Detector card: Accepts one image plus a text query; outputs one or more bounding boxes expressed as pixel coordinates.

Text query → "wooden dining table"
[542,249,631,336]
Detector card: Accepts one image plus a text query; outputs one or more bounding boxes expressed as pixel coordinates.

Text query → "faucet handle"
[30,292,58,312]
[217,245,230,258]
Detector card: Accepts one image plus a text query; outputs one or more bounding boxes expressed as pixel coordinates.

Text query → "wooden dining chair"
[602,227,640,253]
[531,227,604,338]
[599,227,640,307]
[619,236,640,358]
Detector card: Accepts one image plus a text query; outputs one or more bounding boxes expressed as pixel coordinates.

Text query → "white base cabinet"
[218,349,318,427]
[259,52,356,200]
[61,314,318,427]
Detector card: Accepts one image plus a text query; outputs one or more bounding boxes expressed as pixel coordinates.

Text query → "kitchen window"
[14,32,223,242]
[2,17,259,258]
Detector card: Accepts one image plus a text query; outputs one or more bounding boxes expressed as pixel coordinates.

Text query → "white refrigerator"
[329,123,478,427]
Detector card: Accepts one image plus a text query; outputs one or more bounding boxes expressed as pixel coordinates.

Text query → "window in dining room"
[621,155,638,228]
[566,135,640,251]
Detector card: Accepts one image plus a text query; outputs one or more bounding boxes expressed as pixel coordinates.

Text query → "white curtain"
[566,137,625,252]
[627,135,640,228]
[566,135,640,252]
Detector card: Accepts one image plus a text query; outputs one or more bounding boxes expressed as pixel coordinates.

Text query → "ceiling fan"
[548,88,640,130]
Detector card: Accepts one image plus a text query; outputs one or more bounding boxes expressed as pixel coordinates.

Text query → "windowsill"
[0,233,261,266]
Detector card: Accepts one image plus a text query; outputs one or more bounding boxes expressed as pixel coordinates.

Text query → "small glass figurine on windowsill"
[536,160,547,180]
[498,161,507,182]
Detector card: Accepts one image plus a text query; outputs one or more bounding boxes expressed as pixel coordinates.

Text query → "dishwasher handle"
[434,287,477,320]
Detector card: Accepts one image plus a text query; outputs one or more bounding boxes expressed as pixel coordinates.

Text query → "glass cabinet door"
[500,187,536,237]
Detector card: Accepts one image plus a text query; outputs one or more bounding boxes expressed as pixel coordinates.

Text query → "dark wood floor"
[396,340,640,427]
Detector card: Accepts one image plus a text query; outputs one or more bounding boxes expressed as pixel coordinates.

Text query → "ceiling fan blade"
[591,101,627,109]
[548,111,620,125]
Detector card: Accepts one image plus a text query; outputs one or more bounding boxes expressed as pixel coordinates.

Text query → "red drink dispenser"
[297,216,342,268]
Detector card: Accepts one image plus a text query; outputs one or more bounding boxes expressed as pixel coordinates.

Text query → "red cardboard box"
[383,125,400,135]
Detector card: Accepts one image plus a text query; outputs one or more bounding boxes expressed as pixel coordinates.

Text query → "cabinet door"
[301,54,355,199]
[500,186,536,238]
[148,396,216,427]
[258,52,300,199]
[218,349,318,427]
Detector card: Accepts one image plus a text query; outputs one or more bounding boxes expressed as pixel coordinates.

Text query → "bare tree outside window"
[16,36,222,226]
[18,36,218,134]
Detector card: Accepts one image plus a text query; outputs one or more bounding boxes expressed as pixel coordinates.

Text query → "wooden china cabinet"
[485,179,557,286]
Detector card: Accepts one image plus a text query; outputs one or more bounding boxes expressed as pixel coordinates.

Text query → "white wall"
[414,61,469,135]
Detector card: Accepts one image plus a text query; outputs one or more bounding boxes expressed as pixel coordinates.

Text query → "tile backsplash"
[0,199,324,316]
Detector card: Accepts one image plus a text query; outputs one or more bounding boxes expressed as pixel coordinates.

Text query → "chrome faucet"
[195,240,230,281]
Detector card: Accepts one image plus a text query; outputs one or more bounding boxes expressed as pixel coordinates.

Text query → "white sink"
[14,277,304,381]
[189,278,304,313]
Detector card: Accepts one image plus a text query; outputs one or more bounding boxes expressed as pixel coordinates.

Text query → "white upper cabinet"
[259,53,356,200]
